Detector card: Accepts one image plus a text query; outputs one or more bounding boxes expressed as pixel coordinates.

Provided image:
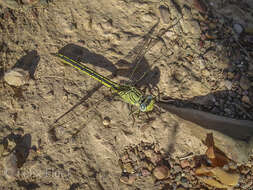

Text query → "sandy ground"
[0,0,253,189]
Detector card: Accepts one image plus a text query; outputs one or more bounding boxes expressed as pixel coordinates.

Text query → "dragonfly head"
[140,95,155,112]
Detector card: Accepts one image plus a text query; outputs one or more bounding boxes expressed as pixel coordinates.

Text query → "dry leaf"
[195,165,212,176]
[206,146,215,159]
[210,167,240,186]
[205,133,214,147]
[204,133,231,167]
[209,149,230,167]
[198,176,229,189]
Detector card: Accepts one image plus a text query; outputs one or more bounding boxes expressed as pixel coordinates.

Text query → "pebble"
[174,70,186,82]
[174,165,182,173]
[180,176,188,183]
[240,76,251,90]
[159,5,170,24]
[233,23,243,34]
[227,72,235,79]
[228,162,237,170]
[121,154,130,163]
[123,162,135,174]
[120,175,136,184]
[141,168,151,177]
[103,117,111,126]
[22,0,35,4]
[3,153,18,181]
[224,80,233,90]
[153,165,170,180]
[180,160,190,168]
[242,96,251,104]
[205,31,217,39]
[4,68,30,87]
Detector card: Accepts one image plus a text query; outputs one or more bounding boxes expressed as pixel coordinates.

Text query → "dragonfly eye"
[140,103,146,111]
[140,95,153,111]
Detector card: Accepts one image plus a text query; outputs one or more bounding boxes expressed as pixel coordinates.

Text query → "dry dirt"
[0,0,253,189]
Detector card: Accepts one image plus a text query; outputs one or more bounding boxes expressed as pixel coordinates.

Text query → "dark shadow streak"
[157,100,253,141]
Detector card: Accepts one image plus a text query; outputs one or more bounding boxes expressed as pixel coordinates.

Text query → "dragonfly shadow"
[58,43,117,76]
[115,58,160,88]
[58,43,160,89]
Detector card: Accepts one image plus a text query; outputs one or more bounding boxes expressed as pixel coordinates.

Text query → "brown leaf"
[206,146,215,159]
[208,148,231,167]
[198,176,229,189]
[210,167,240,186]
[204,133,231,167]
[205,133,214,147]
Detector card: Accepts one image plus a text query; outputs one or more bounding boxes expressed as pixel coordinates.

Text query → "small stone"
[123,162,135,174]
[180,160,190,168]
[174,165,182,173]
[242,96,251,104]
[103,117,111,126]
[224,80,233,90]
[240,167,250,175]
[205,31,217,39]
[22,0,34,4]
[228,162,237,170]
[4,68,29,87]
[181,176,188,182]
[3,153,18,181]
[174,71,186,82]
[120,175,136,185]
[165,31,174,38]
[121,154,130,163]
[240,76,251,90]
[153,165,170,180]
[141,168,151,177]
[181,20,201,36]
[227,72,235,79]
[233,23,243,34]
[159,5,170,24]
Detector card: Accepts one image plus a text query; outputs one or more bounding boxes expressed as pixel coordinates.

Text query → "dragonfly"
[53,53,155,115]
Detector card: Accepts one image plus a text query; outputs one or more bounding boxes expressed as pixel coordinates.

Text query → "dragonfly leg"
[129,106,139,116]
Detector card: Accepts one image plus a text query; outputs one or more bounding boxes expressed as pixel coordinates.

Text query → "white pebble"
[103,117,111,126]
[233,23,243,34]
[4,68,29,87]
